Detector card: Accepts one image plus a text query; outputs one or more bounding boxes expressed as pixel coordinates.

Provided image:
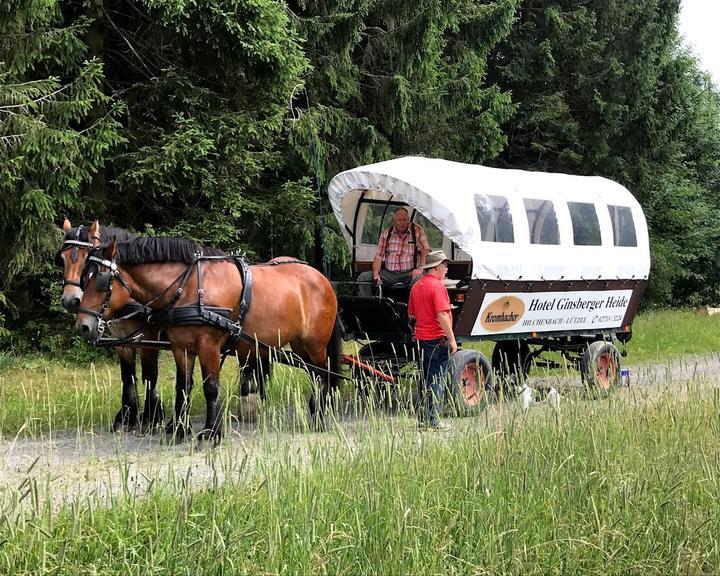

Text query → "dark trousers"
[357,268,420,297]
[417,338,450,426]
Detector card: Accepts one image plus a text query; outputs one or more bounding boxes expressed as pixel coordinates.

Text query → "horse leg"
[197,344,223,443]
[304,319,342,428]
[305,347,339,428]
[256,356,271,400]
[140,347,165,431]
[113,347,140,432]
[238,355,272,423]
[166,348,195,442]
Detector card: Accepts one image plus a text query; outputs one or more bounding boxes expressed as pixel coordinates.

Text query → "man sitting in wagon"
[358,206,431,297]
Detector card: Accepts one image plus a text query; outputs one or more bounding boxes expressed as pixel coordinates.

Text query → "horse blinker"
[95,271,112,292]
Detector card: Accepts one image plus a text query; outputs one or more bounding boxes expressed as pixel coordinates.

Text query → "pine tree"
[0,0,123,334]
[93,0,310,258]
[489,0,720,305]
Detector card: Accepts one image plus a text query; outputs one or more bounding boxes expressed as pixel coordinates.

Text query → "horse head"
[57,219,103,313]
[75,239,133,342]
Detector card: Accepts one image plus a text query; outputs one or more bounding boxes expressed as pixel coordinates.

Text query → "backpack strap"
[411,222,417,269]
[382,226,393,261]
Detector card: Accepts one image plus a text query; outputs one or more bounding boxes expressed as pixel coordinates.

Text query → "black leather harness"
[56,225,101,288]
[75,252,352,381]
[80,251,261,350]
[151,256,253,346]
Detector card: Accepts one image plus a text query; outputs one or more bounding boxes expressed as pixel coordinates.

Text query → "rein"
[79,251,253,346]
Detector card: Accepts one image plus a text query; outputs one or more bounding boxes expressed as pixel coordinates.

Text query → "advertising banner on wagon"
[471,290,633,336]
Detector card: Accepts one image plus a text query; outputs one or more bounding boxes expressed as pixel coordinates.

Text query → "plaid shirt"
[375,224,429,272]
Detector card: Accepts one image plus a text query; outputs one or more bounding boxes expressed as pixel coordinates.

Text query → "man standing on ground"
[408,250,457,431]
[358,207,430,297]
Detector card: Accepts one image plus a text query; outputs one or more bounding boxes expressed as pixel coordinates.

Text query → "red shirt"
[408,274,451,340]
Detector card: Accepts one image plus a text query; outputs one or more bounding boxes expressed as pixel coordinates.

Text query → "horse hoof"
[112,408,139,433]
[196,429,222,445]
[165,419,191,443]
[141,402,165,431]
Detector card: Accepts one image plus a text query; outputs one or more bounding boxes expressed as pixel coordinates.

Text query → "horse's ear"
[90,220,100,241]
[104,238,118,260]
[62,218,72,233]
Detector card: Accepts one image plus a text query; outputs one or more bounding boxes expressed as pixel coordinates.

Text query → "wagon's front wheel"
[580,340,621,391]
[448,349,494,415]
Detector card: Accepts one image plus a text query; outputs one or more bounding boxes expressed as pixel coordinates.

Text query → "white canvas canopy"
[327,156,650,281]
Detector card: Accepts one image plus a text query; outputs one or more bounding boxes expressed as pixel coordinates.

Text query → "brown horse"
[73,229,341,442]
[57,220,164,431]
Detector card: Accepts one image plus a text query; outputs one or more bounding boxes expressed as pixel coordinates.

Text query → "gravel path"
[2,353,719,510]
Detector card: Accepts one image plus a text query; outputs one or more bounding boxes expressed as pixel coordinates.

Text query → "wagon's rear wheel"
[580,340,621,391]
[448,349,494,415]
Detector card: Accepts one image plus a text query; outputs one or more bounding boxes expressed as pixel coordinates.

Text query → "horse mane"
[114,237,226,265]
[64,225,135,244]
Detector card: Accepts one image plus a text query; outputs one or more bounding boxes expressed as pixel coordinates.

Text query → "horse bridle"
[77,253,132,336]
[56,225,102,289]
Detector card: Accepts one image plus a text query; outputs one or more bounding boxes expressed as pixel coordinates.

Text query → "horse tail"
[327,312,343,389]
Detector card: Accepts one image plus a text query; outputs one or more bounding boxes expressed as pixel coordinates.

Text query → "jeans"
[417,338,450,426]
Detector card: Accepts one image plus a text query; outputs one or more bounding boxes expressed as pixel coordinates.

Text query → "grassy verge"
[1,386,718,574]
[1,308,719,435]
[628,308,720,364]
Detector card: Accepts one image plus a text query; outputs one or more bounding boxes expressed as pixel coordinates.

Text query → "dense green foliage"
[1,0,719,346]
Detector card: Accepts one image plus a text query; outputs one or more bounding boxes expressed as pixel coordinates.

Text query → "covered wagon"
[328,156,650,406]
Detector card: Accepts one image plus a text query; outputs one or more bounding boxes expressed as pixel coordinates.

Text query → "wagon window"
[413,211,444,249]
[568,201,601,246]
[475,195,514,242]
[360,203,396,244]
[607,205,637,247]
[524,199,559,244]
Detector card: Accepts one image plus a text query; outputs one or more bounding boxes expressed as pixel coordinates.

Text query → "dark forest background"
[1,0,719,354]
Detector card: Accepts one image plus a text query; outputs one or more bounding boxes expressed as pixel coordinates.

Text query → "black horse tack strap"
[183,256,252,347]
[161,306,234,326]
[84,254,352,381]
[56,224,102,286]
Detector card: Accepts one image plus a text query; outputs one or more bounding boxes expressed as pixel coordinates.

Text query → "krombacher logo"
[480,296,525,332]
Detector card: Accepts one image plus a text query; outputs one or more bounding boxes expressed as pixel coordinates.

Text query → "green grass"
[1,386,719,574]
[0,308,719,573]
[628,308,720,364]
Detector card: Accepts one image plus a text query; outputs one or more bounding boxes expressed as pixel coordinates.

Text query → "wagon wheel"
[448,349,494,416]
[580,340,621,392]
